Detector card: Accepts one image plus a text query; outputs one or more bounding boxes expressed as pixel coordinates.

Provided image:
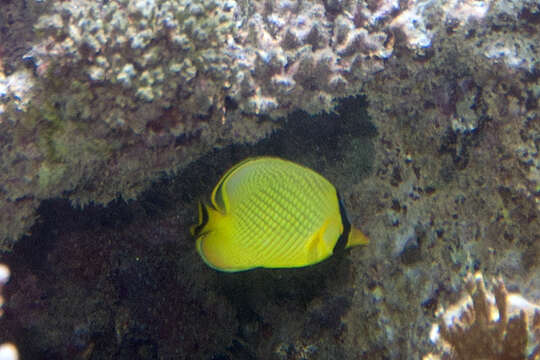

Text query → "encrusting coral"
[426,273,540,360]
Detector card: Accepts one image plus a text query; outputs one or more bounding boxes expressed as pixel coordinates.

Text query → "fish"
[191,157,369,272]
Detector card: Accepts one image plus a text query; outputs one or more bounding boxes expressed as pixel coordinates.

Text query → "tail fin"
[346,227,369,248]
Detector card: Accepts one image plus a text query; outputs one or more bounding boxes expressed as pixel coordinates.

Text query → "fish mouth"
[196,233,231,272]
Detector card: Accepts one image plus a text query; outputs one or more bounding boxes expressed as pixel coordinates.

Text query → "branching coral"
[427,273,540,360]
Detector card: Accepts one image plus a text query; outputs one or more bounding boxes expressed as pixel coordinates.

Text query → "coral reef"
[0,0,282,248]
[0,93,538,358]
[0,0,539,356]
[0,0,538,248]
[335,1,540,354]
[426,273,540,360]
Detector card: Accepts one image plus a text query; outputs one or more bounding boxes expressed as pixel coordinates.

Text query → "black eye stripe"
[192,202,209,236]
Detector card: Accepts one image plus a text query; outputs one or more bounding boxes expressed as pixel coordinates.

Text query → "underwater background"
[0,0,539,359]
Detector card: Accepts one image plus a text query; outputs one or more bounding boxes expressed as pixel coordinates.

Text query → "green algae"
[20,73,112,196]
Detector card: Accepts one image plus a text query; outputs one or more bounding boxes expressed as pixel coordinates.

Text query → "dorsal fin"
[210,158,257,212]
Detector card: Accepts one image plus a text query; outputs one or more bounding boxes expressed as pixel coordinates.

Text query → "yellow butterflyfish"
[191,157,369,272]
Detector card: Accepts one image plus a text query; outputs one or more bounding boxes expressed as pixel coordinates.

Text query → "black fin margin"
[333,191,351,254]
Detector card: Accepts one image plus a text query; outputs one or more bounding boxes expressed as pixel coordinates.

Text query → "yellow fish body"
[191,157,369,272]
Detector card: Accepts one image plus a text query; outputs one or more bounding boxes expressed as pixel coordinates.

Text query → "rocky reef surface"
[0,0,538,358]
